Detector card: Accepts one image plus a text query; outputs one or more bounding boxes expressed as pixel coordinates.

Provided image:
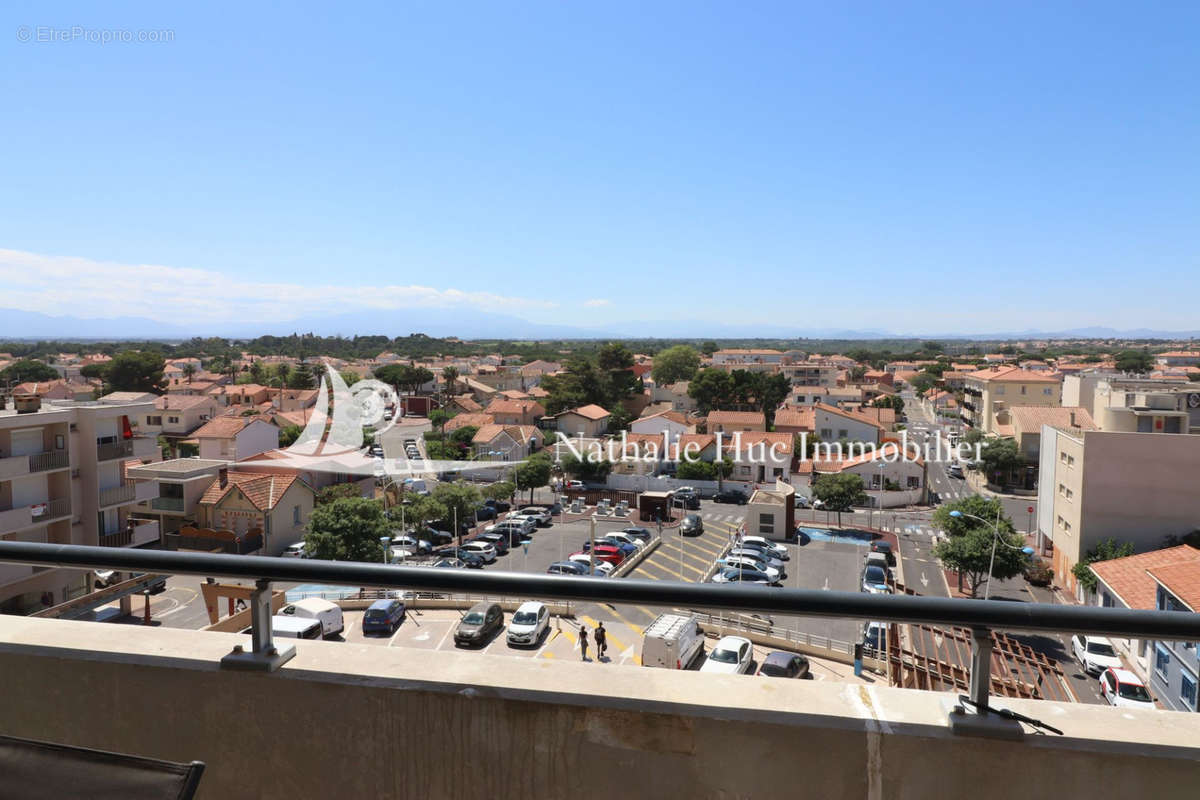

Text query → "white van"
[641,613,705,670]
[241,615,323,642]
[280,598,344,638]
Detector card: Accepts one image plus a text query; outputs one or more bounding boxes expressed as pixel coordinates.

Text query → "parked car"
[865,552,891,575]
[862,621,888,655]
[572,545,623,566]
[483,498,511,513]
[454,602,504,647]
[713,489,748,505]
[547,560,589,576]
[1099,667,1155,710]
[473,505,498,521]
[740,536,788,560]
[431,546,484,568]
[281,542,309,559]
[729,547,786,573]
[565,480,584,490]
[1072,634,1122,676]
[279,598,344,638]
[947,463,964,479]
[861,564,890,594]
[723,555,781,582]
[672,491,701,510]
[711,567,777,585]
[585,538,636,557]
[483,528,527,548]
[869,540,895,566]
[390,535,432,555]
[419,526,454,546]
[641,613,705,670]
[433,558,468,569]
[362,599,405,635]
[680,514,704,536]
[622,527,653,544]
[507,601,550,646]
[460,540,497,563]
[517,507,552,526]
[475,532,510,556]
[567,554,615,576]
[487,518,535,537]
[700,635,754,674]
[602,531,646,549]
[793,494,810,508]
[757,652,810,679]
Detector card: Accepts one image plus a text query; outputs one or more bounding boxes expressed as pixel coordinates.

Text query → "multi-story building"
[1037,428,1200,597]
[780,362,841,387]
[0,395,161,614]
[1155,350,1200,368]
[710,349,786,366]
[1063,373,1200,434]
[1146,564,1200,712]
[961,366,1062,434]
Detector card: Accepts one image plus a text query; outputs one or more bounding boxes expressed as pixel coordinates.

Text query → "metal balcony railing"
[28,451,69,473]
[96,440,134,461]
[2,541,1199,730]
[33,498,71,520]
[98,484,136,507]
[151,496,186,512]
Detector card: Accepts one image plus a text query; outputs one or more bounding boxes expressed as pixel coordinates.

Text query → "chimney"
[1069,411,1077,428]
[218,467,228,488]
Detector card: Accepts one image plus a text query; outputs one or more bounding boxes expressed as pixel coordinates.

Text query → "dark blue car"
[362,598,405,634]
[583,539,636,557]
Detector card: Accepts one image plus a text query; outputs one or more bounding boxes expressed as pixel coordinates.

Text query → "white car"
[507,601,550,646]
[740,536,788,560]
[281,542,308,559]
[700,635,754,674]
[602,532,646,549]
[516,507,552,526]
[1099,667,1155,710]
[722,555,781,582]
[461,541,497,563]
[1072,634,1122,676]
[728,547,785,572]
[567,554,614,576]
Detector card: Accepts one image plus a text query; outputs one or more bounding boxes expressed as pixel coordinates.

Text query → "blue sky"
[1,2,1198,334]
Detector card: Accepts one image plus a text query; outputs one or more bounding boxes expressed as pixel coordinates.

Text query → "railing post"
[220,579,295,672]
[968,626,992,711]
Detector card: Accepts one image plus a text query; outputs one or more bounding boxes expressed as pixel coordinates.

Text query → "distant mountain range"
[0,307,1197,342]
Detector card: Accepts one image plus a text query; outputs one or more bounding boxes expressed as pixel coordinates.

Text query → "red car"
[571,545,624,566]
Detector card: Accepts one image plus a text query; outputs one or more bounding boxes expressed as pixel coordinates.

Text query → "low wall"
[2,616,1199,800]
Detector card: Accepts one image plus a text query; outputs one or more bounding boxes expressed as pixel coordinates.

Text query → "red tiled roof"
[1146,560,1200,611]
[445,412,495,432]
[813,402,885,430]
[965,366,1063,383]
[485,398,546,417]
[1089,546,1200,610]
[199,471,306,511]
[560,403,610,420]
[773,408,814,430]
[706,410,765,426]
[192,416,260,439]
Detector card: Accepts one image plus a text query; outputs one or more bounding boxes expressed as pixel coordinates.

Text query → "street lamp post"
[380,535,392,565]
[948,509,1034,599]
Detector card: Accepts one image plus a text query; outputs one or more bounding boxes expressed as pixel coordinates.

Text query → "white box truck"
[279,598,344,638]
[641,613,705,670]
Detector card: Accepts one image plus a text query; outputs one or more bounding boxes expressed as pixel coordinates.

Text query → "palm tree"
[182,363,197,384]
[442,366,459,397]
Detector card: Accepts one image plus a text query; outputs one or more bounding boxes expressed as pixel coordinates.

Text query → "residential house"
[486,398,546,427]
[780,362,841,387]
[276,389,319,413]
[553,404,611,438]
[811,403,884,445]
[961,366,1062,434]
[648,380,698,414]
[787,386,863,407]
[192,417,279,462]
[12,381,93,401]
[706,410,766,434]
[773,407,814,436]
[1145,563,1200,711]
[721,431,793,484]
[446,395,483,415]
[445,412,495,433]
[629,410,696,446]
[1156,350,1200,368]
[711,349,785,366]
[197,470,314,556]
[672,434,718,466]
[1089,545,1200,687]
[1005,406,1096,461]
[140,395,220,446]
[806,444,926,508]
[1037,429,1200,596]
[472,424,541,461]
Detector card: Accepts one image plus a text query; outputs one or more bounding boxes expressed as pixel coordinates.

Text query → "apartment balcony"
[96,440,134,461]
[0,497,71,535]
[98,484,135,508]
[27,450,69,473]
[150,496,186,513]
[97,520,160,548]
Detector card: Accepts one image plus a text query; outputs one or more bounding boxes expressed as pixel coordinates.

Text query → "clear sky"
[2,2,1198,334]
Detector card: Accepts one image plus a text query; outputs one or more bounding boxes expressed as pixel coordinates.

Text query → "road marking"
[604,606,645,636]
[579,614,629,657]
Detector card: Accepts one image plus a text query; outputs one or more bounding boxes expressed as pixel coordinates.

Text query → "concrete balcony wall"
[0,505,33,535]
[130,519,159,547]
[0,453,30,480]
[134,480,160,504]
[0,616,1198,800]
[98,484,135,508]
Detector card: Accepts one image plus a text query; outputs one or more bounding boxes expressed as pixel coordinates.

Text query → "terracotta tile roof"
[499,389,530,400]
[1089,546,1200,609]
[813,402,885,430]
[721,431,794,457]
[560,403,610,420]
[706,410,765,426]
[450,395,483,412]
[773,408,814,430]
[445,412,495,432]
[634,409,692,426]
[272,409,314,428]
[472,424,540,446]
[192,416,259,439]
[1146,560,1200,611]
[527,386,549,398]
[485,398,546,417]
[834,442,925,470]
[965,365,1063,383]
[154,394,214,410]
[1008,406,1096,433]
[199,471,306,511]
[676,433,716,455]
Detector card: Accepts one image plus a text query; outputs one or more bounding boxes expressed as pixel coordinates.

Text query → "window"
[1101,592,1114,608]
[995,386,1006,395]
[1043,388,1052,396]
[758,513,774,535]
[820,428,832,439]
[147,416,163,426]
[168,416,180,424]
[907,476,920,489]
[1155,644,1171,679]
[293,505,301,525]
[1182,672,1197,708]
[772,468,783,477]
[1060,451,1068,463]
[837,429,848,439]
[1020,386,1027,395]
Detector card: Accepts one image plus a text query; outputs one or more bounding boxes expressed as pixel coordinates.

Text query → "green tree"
[597,342,634,372]
[812,473,868,527]
[1114,349,1154,374]
[978,438,1025,487]
[315,483,364,505]
[278,424,303,447]
[431,481,483,535]
[105,351,166,393]
[304,497,390,562]
[289,361,315,389]
[756,373,790,428]
[540,356,608,414]
[375,364,434,395]
[1,358,59,383]
[909,373,936,395]
[651,345,701,385]
[932,495,1015,538]
[483,481,515,503]
[559,452,613,484]
[688,368,734,415]
[514,452,553,503]
[934,527,1030,598]
[449,425,479,447]
[181,363,197,383]
[676,459,716,480]
[403,494,448,531]
[873,395,905,413]
[249,360,266,384]
[429,408,452,433]
[274,363,292,389]
[1072,538,1136,593]
[442,366,459,395]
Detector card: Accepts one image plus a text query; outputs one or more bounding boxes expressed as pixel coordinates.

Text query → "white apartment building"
[1062,373,1200,434]
[0,394,161,614]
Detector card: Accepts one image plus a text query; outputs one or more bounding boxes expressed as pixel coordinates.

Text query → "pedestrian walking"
[595,622,607,660]
[579,625,589,661]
